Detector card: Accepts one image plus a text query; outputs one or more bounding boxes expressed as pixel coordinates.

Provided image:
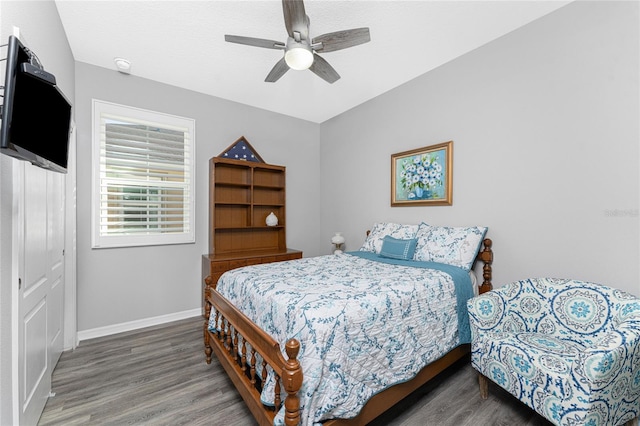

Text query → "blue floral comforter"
[208,252,473,425]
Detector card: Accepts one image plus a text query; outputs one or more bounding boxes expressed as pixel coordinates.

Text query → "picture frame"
[391,141,453,206]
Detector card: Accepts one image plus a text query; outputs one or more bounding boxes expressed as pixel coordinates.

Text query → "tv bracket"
[0,42,56,119]
[0,42,7,119]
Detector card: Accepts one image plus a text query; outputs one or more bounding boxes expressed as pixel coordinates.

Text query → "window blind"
[92,100,195,248]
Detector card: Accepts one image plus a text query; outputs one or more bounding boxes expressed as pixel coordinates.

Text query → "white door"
[17,163,65,425]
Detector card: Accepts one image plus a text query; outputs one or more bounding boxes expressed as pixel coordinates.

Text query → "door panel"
[48,172,65,365]
[23,167,47,295]
[18,164,65,425]
[22,299,48,417]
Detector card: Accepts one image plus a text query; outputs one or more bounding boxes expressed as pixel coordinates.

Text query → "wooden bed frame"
[204,238,494,426]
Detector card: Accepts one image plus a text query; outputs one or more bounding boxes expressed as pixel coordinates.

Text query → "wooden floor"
[39,317,552,426]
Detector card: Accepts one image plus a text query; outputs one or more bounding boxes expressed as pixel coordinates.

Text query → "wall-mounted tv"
[1,35,72,173]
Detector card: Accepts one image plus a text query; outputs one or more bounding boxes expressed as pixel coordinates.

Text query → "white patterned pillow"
[414,223,487,271]
[360,223,419,254]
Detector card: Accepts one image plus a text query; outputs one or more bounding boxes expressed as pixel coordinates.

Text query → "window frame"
[91,99,196,248]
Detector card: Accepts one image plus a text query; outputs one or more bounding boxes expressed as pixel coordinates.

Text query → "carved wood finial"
[283,339,303,426]
[204,274,216,290]
[285,339,300,360]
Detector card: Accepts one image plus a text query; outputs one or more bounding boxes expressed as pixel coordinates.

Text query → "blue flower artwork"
[401,152,444,199]
[391,141,452,206]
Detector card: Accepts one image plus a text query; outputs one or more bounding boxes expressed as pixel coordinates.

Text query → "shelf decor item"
[266,212,278,226]
[391,141,453,206]
[331,232,345,254]
[218,136,264,163]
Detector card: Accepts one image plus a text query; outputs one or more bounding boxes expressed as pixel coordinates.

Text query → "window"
[92,100,195,248]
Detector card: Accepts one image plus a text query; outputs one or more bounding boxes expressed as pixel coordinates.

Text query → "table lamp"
[331,232,345,254]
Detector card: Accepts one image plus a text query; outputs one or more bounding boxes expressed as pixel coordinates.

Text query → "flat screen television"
[0,35,72,173]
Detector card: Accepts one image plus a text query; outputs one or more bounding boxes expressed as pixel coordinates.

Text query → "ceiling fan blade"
[225,35,285,50]
[265,57,290,83]
[313,28,371,53]
[309,54,340,84]
[282,0,309,40]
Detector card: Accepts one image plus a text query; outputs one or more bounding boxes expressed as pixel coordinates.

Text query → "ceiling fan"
[225,0,371,84]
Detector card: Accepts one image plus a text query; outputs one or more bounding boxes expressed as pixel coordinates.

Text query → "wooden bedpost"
[478,239,493,294]
[283,339,303,426]
[204,275,214,319]
[204,275,213,364]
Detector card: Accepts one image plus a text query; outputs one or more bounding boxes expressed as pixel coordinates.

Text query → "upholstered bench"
[468,278,640,426]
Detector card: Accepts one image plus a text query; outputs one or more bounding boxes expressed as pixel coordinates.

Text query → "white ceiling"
[54,1,570,123]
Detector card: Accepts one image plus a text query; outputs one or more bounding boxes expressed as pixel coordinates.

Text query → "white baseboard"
[77,308,201,342]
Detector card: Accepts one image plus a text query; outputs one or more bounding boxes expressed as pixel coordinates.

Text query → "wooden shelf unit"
[209,157,288,255]
[204,156,302,316]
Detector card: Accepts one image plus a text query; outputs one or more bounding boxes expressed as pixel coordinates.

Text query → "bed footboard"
[204,275,303,426]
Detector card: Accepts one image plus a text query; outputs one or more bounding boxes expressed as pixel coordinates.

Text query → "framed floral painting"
[391,141,453,206]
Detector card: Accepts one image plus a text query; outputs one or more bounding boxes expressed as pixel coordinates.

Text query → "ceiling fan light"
[285,46,314,70]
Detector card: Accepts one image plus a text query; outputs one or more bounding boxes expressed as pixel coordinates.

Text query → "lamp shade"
[331,232,345,245]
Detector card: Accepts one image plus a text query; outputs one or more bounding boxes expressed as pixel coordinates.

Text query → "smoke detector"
[114,58,131,74]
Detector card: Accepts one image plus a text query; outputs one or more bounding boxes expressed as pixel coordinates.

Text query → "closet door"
[17,163,65,425]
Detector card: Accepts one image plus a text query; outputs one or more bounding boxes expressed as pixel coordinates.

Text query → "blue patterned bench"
[468,278,640,426]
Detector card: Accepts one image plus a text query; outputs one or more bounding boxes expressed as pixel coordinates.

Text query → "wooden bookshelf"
[203,156,302,315]
[209,157,290,254]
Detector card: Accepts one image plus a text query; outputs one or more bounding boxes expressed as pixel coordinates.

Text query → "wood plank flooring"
[39,317,552,425]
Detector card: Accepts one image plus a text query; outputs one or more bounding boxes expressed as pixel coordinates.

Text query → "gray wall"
[74,63,321,332]
[0,1,75,423]
[5,0,637,346]
[320,1,639,295]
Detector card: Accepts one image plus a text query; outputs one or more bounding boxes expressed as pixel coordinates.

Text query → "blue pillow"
[379,236,417,260]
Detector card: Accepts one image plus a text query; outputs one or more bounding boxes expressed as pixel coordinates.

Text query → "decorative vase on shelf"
[266,212,278,227]
[331,232,346,254]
